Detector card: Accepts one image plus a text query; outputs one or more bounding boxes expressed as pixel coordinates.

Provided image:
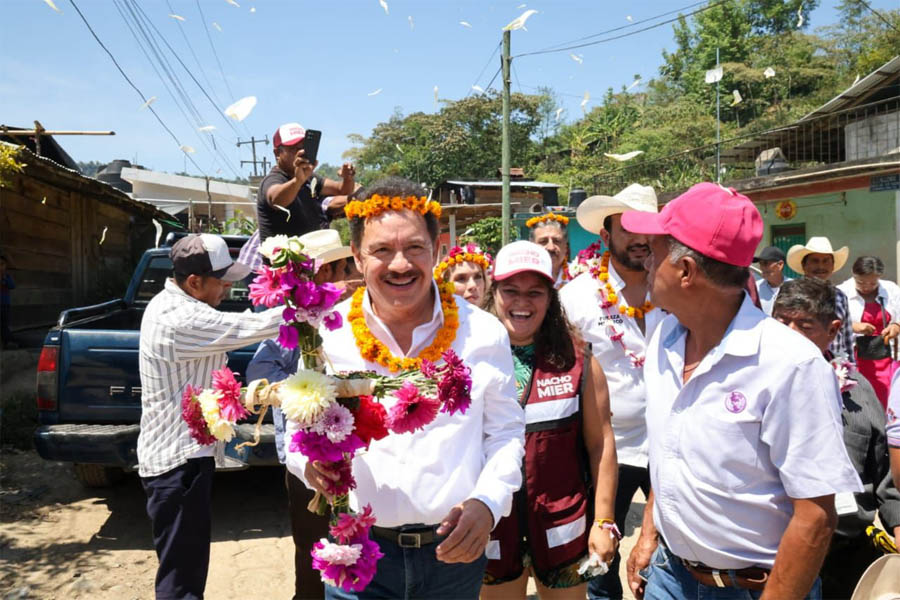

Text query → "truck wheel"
[73,463,125,487]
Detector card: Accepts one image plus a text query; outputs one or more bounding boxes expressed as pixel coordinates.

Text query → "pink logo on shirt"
[725,391,747,414]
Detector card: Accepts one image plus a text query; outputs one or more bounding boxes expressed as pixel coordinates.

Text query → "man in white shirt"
[560,183,661,600]
[138,234,284,600]
[752,246,790,316]
[622,183,861,600]
[286,177,525,600]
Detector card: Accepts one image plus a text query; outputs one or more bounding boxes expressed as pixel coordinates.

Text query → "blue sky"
[1,0,891,178]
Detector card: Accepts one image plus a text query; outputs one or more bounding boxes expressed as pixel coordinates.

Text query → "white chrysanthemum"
[198,390,234,441]
[259,234,291,260]
[280,370,337,427]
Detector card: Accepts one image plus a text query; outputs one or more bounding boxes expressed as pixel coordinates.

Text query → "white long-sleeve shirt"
[286,283,525,528]
[837,277,900,333]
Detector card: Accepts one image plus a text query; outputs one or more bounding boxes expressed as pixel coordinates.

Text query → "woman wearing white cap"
[481,241,618,600]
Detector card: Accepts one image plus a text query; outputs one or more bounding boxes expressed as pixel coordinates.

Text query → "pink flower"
[181,384,215,445]
[248,267,284,308]
[324,459,356,496]
[437,349,472,416]
[311,536,383,592]
[312,403,355,443]
[323,311,343,331]
[330,505,376,544]
[290,430,365,463]
[211,367,247,422]
[386,382,441,434]
[278,324,299,349]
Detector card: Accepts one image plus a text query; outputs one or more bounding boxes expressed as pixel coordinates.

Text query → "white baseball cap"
[493,241,554,283]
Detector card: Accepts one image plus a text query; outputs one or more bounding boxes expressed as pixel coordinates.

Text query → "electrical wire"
[483,67,502,93]
[467,41,501,96]
[67,0,207,175]
[856,0,900,33]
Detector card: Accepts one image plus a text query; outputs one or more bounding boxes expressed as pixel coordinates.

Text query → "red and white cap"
[273,122,306,148]
[493,241,554,282]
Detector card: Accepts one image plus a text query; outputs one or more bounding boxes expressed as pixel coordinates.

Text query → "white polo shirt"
[560,266,664,467]
[645,294,862,569]
[286,283,525,528]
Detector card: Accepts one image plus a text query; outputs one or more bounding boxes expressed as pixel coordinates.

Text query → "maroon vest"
[486,344,590,580]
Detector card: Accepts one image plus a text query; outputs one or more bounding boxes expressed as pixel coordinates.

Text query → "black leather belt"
[370,525,441,548]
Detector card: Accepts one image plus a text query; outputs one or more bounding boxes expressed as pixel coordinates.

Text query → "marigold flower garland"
[344,194,442,220]
[433,243,493,282]
[348,282,460,373]
[525,212,569,228]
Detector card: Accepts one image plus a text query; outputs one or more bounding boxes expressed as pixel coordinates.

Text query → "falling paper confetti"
[153,219,163,248]
[763,67,776,79]
[705,65,723,84]
[796,5,803,28]
[503,9,537,31]
[250,6,256,13]
[212,21,222,31]
[408,15,414,29]
[180,145,196,154]
[274,204,291,222]
[460,21,472,28]
[604,150,644,161]
[99,226,108,246]
[626,15,633,22]
[731,90,742,106]
[197,125,216,132]
[580,91,590,114]
[42,196,47,204]
[368,88,383,96]
[555,107,563,122]
[627,78,641,90]
[169,14,185,21]
[225,0,240,6]
[517,3,526,8]
[379,0,389,15]
[570,54,583,64]
[852,74,860,86]
[42,0,61,12]
[471,85,484,93]
[139,96,157,110]
[224,96,257,121]
[434,85,439,105]
[395,143,404,154]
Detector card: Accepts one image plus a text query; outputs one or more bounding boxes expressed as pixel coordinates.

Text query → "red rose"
[352,395,389,447]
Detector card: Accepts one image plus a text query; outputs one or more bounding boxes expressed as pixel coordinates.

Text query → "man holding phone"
[257,122,356,241]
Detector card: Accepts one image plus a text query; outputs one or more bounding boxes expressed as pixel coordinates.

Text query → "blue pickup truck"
[33,234,277,486]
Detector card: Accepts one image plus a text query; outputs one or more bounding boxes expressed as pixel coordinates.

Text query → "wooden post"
[501,30,511,246]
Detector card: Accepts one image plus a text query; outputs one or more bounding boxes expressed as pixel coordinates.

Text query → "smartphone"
[302,129,322,164]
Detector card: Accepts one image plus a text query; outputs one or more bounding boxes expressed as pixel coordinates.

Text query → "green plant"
[460,217,506,255]
[0,144,25,188]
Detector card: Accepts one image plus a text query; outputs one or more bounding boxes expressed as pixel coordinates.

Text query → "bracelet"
[595,518,615,528]
[598,520,623,541]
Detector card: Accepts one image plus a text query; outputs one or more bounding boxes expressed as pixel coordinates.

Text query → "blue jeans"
[324,529,488,600]
[642,545,822,600]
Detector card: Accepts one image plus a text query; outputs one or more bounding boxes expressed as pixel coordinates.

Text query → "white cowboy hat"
[851,554,900,600]
[296,229,352,265]
[785,236,849,275]
[576,183,658,235]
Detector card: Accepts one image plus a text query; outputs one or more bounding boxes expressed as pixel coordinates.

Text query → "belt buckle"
[397,532,422,548]
[710,569,726,588]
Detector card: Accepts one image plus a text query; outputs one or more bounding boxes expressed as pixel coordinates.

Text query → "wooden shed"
[1,143,172,330]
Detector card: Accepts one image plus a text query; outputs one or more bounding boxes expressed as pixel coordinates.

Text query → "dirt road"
[0,450,642,599]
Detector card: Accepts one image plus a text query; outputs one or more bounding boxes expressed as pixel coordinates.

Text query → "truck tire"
[73,463,125,487]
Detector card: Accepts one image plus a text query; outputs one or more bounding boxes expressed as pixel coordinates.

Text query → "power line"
[467,41,501,96]
[484,67,502,93]
[856,0,900,33]
[514,0,729,58]
[67,0,206,175]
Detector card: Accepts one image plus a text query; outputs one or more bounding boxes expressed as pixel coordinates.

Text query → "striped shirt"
[137,279,282,477]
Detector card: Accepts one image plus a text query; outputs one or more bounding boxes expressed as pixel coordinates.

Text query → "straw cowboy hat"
[296,229,352,265]
[786,236,849,275]
[576,183,658,235]
[850,554,900,600]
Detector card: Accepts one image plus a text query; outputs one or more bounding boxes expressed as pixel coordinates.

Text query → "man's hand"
[883,322,900,344]
[626,533,658,600]
[588,524,618,565]
[292,150,317,184]
[435,499,493,564]
[853,321,877,335]
[304,460,341,503]
[339,162,356,182]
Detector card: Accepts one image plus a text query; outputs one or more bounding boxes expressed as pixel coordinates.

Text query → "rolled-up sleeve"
[468,328,525,527]
[761,356,862,498]
[175,306,283,359]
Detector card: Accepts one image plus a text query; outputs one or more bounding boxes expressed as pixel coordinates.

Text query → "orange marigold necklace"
[348,282,460,373]
[590,251,654,318]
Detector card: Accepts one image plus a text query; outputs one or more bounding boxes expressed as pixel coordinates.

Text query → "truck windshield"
[136,256,251,311]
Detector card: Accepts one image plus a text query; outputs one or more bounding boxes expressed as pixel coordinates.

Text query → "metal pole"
[716,48,721,183]
[501,30,511,246]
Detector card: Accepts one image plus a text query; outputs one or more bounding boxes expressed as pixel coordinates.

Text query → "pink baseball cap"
[273,123,305,148]
[620,182,762,267]
[493,241,554,282]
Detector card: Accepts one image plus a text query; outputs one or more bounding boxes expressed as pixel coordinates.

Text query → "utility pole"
[237,135,270,177]
[715,47,721,183]
[501,30,511,246]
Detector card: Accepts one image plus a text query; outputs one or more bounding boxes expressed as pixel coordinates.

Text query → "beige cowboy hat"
[851,554,900,600]
[576,183,658,235]
[786,236,849,275]
[296,229,352,265]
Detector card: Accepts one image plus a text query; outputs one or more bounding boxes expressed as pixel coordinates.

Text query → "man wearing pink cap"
[621,183,861,600]
[257,122,356,242]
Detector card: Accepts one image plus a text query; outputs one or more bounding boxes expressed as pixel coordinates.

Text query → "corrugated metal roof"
[801,55,900,120]
[444,179,560,188]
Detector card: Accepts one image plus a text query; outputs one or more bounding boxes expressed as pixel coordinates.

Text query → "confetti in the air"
[368,88,383,96]
[395,143,404,154]
[627,78,641,91]
[503,9,537,31]
[139,96,158,110]
[434,85,439,105]
[224,96,257,121]
[731,90,743,106]
[197,125,216,132]
[180,145,196,154]
[580,91,590,114]
[705,65,723,84]
[250,6,256,12]
[460,21,472,28]
[379,0,389,15]
[274,204,291,222]
[153,219,163,248]
[212,21,222,31]
[555,107,563,122]
[42,0,61,12]
[225,0,240,6]
[604,150,644,161]
[42,196,47,204]
[570,54,583,64]
[796,5,804,28]
[408,15,414,29]
[99,226,108,246]
[763,67,776,79]
[169,14,185,21]
[517,3,527,8]
[472,85,484,93]
[626,15,633,22]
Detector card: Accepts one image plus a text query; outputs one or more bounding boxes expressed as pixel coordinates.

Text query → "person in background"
[433,243,493,306]
[887,370,900,492]
[837,256,900,408]
[772,277,900,599]
[752,245,791,316]
[0,253,16,348]
[527,213,571,289]
[481,241,618,600]
[787,237,855,363]
[623,183,861,600]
